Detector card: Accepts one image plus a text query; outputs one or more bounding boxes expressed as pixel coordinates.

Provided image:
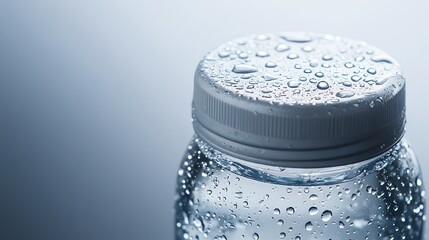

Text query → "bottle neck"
[195,136,407,186]
[193,117,405,168]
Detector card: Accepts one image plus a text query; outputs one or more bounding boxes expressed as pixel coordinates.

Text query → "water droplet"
[280,232,286,239]
[193,217,204,229]
[265,61,277,68]
[317,81,329,90]
[355,56,365,62]
[367,68,377,75]
[315,72,324,78]
[287,80,301,88]
[280,33,313,43]
[321,210,333,222]
[256,51,270,57]
[286,207,295,215]
[336,90,355,98]
[309,194,318,200]
[287,53,299,59]
[275,44,291,52]
[305,221,314,231]
[235,191,243,199]
[278,219,284,225]
[274,208,281,214]
[309,60,318,68]
[339,221,345,228]
[351,75,362,82]
[376,77,388,85]
[218,51,230,58]
[322,63,331,68]
[371,55,394,64]
[232,64,258,74]
[302,46,314,52]
[322,54,333,61]
[344,62,355,68]
[309,207,318,215]
[343,81,352,87]
[253,233,259,240]
[263,74,278,81]
[294,64,302,69]
[416,178,423,187]
[304,68,312,74]
[238,53,248,59]
[241,74,252,79]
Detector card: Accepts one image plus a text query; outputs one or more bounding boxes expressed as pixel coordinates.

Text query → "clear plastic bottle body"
[175,137,425,240]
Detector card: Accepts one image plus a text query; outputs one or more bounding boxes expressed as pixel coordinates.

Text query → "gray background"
[0,0,428,239]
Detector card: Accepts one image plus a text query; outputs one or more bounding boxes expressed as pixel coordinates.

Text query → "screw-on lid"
[192,33,406,167]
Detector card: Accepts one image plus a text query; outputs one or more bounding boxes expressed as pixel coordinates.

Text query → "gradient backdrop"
[0,1,428,239]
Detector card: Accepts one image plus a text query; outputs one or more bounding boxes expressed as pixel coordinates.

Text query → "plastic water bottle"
[175,33,425,239]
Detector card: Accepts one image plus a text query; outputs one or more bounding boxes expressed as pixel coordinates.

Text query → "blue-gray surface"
[0,1,428,239]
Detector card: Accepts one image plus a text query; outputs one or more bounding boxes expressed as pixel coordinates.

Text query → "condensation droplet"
[371,55,394,64]
[309,194,318,200]
[317,81,329,90]
[302,46,314,52]
[287,53,299,59]
[351,75,362,82]
[417,178,423,187]
[322,54,333,61]
[355,56,365,62]
[321,210,333,222]
[232,64,258,74]
[309,207,318,215]
[367,68,377,75]
[265,61,277,68]
[287,81,301,88]
[343,81,352,87]
[256,51,270,57]
[238,53,248,59]
[344,62,355,68]
[253,233,259,240]
[280,33,313,43]
[263,74,278,81]
[305,221,313,231]
[315,72,324,78]
[218,51,230,58]
[286,207,295,215]
[275,44,291,52]
[336,90,355,98]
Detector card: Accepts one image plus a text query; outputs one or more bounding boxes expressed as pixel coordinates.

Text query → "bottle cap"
[193,33,405,167]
